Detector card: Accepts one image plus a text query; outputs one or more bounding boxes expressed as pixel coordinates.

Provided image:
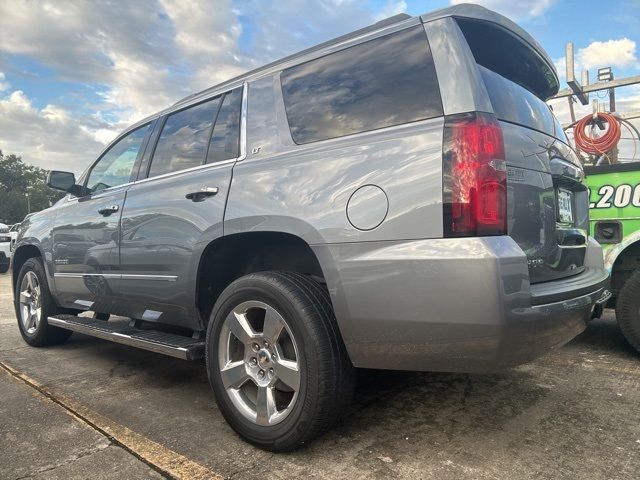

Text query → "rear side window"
[149,97,221,178]
[479,66,556,136]
[281,26,443,144]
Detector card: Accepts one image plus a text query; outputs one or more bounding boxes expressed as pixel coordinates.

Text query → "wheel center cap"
[257,349,271,367]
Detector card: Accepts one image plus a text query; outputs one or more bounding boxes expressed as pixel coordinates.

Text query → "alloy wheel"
[19,271,42,335]
[218,300,301,426]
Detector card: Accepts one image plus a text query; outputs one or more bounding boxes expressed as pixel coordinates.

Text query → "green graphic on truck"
[585,163,640,351]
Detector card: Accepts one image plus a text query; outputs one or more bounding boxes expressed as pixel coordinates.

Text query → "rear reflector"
[443,112,507,237]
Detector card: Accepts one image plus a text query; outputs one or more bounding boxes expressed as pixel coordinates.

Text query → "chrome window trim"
[238,81,248,161]
[132,157,238,185]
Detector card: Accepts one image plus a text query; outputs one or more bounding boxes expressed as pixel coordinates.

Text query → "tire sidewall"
[15,258,55,344]
[206,275,323,448]
[616,270,640,351]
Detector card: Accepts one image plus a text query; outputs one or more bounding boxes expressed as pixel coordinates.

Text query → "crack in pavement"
[1,361,223,480]
[11,441,111,480]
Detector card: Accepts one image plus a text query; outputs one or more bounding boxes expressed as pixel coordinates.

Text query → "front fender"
[12,208,57,294]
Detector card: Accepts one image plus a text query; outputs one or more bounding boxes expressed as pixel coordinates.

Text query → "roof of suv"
[127,3,558,133]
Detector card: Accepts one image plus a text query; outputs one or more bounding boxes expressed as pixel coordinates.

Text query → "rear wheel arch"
[610,239,640,299]
[194,231,327,328]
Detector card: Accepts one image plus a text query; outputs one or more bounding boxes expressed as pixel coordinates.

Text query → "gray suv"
[12,4,609,450]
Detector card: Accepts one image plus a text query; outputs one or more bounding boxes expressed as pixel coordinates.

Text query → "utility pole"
[25,192,31,214]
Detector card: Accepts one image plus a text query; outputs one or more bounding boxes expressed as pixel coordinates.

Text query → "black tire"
[616,269,640,353]
[0,264,9,274]
[14,257,73,347]
[206,271,355,451]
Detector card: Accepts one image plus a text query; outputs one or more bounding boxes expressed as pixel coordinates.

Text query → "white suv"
[0,223,11,273]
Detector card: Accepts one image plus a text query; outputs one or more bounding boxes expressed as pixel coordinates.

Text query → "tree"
[0,151,64,224]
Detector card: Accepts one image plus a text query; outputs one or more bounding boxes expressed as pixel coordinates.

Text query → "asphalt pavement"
[1,271,639,479]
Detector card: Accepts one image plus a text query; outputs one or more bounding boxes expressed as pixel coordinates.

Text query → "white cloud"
[450,0,556,20]
[0,72,9,91]
[0,0,404,171]
[578,38,638,71]
[237,0,376,65]
[0,91,106,173]
[553,38,638,85]
[158,0,247,90]
[374,1,408,22]
[1,2,168,121]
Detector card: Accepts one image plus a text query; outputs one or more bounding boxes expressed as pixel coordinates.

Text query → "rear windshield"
[456,18,558,99]
[479,65,558,137]
[456,18,567,142]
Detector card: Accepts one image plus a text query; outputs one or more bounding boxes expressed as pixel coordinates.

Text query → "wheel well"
[11,245,42,289]
[196,232,325,325]
[611,240,640,297]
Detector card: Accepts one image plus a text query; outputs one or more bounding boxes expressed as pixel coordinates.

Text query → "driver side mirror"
[46,171,85,196]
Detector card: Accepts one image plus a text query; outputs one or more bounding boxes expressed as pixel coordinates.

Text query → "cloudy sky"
[1,0,639,173]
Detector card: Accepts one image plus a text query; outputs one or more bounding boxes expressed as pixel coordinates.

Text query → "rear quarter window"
[280,26,443,144]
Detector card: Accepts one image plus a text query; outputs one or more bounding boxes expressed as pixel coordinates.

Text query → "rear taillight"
[443,112,507,237]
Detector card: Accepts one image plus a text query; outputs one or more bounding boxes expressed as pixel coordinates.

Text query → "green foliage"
[0,151,64,224]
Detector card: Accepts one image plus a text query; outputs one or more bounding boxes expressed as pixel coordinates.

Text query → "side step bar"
[48,315,205,360]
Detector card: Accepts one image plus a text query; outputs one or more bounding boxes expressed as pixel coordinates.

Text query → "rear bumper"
[314,236,609,373]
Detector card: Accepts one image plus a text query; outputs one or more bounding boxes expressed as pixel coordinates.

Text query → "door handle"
[98,205,119,216]
[185,187,219,202]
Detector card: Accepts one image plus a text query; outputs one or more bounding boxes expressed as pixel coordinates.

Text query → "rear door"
[117,87,244,328]
[457,18,589,284]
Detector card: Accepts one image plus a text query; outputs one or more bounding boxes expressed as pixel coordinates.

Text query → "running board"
[48,315,205,360]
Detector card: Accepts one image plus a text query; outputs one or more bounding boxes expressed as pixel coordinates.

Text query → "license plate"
[557,189,573,224]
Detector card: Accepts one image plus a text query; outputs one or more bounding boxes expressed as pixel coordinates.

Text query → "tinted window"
[149,98,221,178]
[207,88,242,163]
[87,124,150,192]
[480,66,556,136]
[281,26,443,144]
[457,18,559,100]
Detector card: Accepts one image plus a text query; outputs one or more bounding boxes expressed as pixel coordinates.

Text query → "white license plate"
[557,189,573,224]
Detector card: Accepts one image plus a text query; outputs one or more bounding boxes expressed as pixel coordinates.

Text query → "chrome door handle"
[98,205,119,216]
[185,187,219,202]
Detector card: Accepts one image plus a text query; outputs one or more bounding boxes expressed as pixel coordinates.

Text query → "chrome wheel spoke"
[19,271,42,334]
[219,299,300,427]
[275,358,300,390]
[255,385,277,426]
[262,306,284,343]
[26,312,36,330]
[220,361,250,389]
[226,311,255,344]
